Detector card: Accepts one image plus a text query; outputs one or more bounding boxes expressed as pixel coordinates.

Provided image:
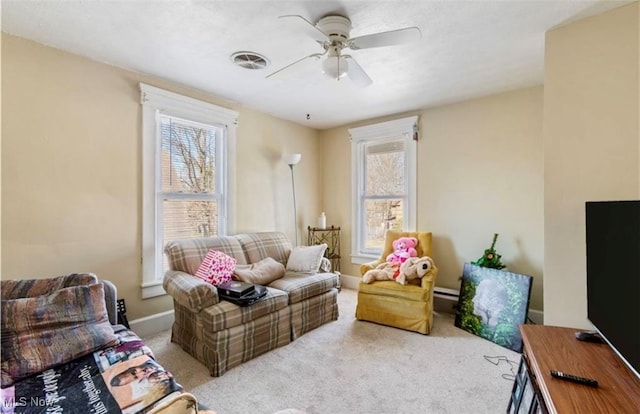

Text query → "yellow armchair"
[355,230,438,334]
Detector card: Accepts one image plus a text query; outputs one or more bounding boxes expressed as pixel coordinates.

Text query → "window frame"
[140,83,238,298]
[349,116,418,264]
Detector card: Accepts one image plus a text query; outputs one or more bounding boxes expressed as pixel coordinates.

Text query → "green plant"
[473,233,506,269]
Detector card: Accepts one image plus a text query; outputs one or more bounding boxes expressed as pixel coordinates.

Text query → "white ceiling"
[1,0,633,129]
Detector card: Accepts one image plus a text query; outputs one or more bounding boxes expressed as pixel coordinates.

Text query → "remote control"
[575,331,604,343]
[550,370,599,387]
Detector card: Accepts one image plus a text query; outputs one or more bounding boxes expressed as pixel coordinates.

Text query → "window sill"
[141,281,166,299]
[350,254,378,265]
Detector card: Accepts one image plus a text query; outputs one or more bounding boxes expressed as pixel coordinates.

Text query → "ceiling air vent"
[231,51,270,70]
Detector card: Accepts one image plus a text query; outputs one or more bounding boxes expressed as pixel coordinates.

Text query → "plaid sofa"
[1,274,214,414]
[163,232,340,377]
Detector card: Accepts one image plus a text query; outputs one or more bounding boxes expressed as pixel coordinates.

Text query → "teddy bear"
[385,236,418,264]
[398,256,437,285]
[362,256,436,285]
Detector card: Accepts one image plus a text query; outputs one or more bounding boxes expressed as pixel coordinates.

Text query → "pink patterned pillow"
[195,249,237,286]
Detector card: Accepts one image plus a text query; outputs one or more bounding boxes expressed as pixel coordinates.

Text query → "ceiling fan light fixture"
[322,55,348,79]
[268,14,418,86]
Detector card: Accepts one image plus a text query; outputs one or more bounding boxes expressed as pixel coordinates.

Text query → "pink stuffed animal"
[386,237,418,264]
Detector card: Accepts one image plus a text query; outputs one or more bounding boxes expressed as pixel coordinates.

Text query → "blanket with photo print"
[0,327,215,414]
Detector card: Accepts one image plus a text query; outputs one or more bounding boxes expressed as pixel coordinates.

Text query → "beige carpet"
[143,288,520,414]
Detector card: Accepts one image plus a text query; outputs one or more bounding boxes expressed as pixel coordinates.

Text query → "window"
[350,116,418,263]
[140,84,238,298]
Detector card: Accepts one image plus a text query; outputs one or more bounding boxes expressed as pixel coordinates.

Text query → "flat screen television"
[585,200,640,379]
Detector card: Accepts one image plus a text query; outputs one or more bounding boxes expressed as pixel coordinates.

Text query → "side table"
[307,225,341,273]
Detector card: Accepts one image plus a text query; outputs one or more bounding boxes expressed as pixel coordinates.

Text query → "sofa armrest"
[420,266,438,289]
[360,259,384,276]
[101,280,118,325]
[163,270,219,311]
[319,257,332,273]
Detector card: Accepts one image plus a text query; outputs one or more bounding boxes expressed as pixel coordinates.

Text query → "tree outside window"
[362,140,405,249]
[140,83,237,298]
[350,116,417,262]
[161,116,219,240]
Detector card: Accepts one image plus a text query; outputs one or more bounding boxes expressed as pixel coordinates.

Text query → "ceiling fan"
[266,14,421,87]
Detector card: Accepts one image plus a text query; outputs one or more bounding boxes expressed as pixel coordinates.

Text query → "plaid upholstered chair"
[355,231,438,334]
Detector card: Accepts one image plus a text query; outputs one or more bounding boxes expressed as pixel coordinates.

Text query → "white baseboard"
[340,274,360,290]
[528,309,544,325]
[129,309,174,337]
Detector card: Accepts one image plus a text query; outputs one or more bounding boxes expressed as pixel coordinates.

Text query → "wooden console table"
[508,324,640,413]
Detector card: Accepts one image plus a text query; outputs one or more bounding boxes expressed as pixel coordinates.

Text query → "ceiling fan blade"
[344,55,372,87]
[279,15,328,43]
[349,27,421,50]
[266,52,324,79]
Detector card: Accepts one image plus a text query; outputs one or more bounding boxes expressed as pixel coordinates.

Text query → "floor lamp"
[283,153,301,245]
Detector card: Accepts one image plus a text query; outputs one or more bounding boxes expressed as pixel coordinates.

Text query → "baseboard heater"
[433,286,459,300]
[433,287,460,314]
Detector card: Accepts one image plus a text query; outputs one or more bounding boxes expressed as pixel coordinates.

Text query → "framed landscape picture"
[455,263,533,352]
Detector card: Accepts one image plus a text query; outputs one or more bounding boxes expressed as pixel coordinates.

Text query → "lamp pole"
[283,153,301,245]
[288,163,298,245]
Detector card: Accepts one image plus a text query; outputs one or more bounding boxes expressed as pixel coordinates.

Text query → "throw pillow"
[0,283,119,387]
[195,249,237,286]
[1,272,98,300]
[286,244,328,273]
[234,257,286,285]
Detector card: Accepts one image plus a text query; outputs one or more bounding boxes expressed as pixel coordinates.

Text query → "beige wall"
[0,31,3,274]
[543,3,640,328]
[1,34,321,320]
[321,87,545,311]
[3,2,638,325]
[235,107,322,239]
